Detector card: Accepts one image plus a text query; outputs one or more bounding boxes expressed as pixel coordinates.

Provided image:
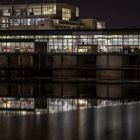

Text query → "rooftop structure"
[0,1,106,29]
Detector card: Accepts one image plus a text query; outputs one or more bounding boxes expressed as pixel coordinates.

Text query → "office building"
[0,1,138,112]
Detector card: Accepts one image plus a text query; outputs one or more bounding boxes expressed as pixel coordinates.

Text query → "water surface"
[0,103,140,140]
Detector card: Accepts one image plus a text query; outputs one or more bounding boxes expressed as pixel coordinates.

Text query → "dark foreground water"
[0,103,140,140]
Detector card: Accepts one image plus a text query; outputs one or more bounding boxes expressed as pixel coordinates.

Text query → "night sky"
[2,0,140,28]
[65,0,140,28]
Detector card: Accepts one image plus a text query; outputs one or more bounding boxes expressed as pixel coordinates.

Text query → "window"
[76,7,79,17]
[33,8,41,15]
[27,8,33,15]
[97,22,106,29]
[20,9,27,16]
[2,9,11,16]
[62,8,71,21]
[0,42,34,53]
[15,9,21,16]
[42,5,56,15]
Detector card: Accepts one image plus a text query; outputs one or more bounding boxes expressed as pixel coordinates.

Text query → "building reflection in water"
[0,103,140,140]
[0,80,139,114]
[0,95,139,114]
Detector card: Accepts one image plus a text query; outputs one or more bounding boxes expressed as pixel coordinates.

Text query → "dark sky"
[65,0,140,28]
[2,0,140,28]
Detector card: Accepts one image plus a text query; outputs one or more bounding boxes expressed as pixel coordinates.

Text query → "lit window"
[27,8,33,15]
[33,8,41,15]
[97,22,106,29]
[42,5,56,15]
[76,7,79,17]
[2,9,11,16]
[62,8,71,21]
[1,17,8,23]
[15,9,21,16]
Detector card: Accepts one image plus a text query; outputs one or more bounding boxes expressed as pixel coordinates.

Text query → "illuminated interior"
[42,4,56,15]
[62,8,71,21]
[0,33,138,53]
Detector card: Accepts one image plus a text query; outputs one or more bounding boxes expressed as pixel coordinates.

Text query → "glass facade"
[42,4,56,15]
[0,3,77,28]
[62,8,71,21]
[0,4,56,17]
[9,18,48,26]
[0,30,139,53]
[0,42,34,53]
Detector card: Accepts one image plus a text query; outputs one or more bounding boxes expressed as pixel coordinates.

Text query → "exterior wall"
[80,19,97,29]
[53,55,79,78]
[53,84,77,97]
[56,3,77,20]
[0,53,139,110]
[80,19,106,29]
[96,55,123,80]
[0,2,82,30]
[96,85,123,98]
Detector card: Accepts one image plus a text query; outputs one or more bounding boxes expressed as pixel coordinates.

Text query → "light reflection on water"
[0,100,139,115]
[0,103,140,140]
[0,97,140,114]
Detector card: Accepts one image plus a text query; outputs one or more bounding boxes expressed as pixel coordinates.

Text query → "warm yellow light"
[36,111,41,115]
[21,111,27,115]
[78,99,87,106]
[7,101,11,108]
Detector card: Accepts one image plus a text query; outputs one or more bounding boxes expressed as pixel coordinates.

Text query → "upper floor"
[0,2,106,29]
